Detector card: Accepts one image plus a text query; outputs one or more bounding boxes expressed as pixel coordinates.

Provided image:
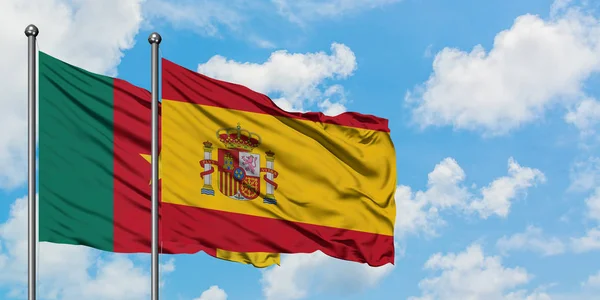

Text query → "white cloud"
[197,43,356,113]
[406,4,600,135]
[143,0,398,46]
[423,44,434,58]
[249,37,277,49]
[496,226,566,256]
[409,244,550,300]
[272,0,401,24]
[0,196,174,299]
[396,157,545,237]
[550,0,574,17]
[194,285,228,300]
[571,228,600,253]
[565,97,600,137]
[570,187,600,253]
[539,271,600,300]
[394,158,468,237]
[468,158,546,219]
[504,290,553,300]
[317,99,347,116]
[316,85,348,116]
[143,0,243,37]
[160,258,175,273]
[0,0,144,189]
[260,251,394,300]
[144,0,280,48]
[568,158,600,253]
[569,156,600,192]
[145,0,400,38]
[585,188,600,221]
[582,271,600,289]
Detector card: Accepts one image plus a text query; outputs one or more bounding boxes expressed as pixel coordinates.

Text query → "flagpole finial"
[148,32,162,44]
[24,24,39,37]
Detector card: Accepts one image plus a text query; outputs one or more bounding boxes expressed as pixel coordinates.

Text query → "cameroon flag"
[38,52,279,267]
[161,59,397,266]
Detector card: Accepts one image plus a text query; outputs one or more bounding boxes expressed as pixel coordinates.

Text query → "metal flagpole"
[25,24,39,300]
[148,32,162,300]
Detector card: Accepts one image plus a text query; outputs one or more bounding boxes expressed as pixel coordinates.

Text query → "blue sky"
[1,0,600,299]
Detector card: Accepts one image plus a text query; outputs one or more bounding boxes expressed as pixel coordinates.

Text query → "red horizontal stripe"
[161,202,394,267]
[161,58,390,132]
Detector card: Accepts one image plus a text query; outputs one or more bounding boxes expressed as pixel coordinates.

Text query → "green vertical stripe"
[39,52,115,251]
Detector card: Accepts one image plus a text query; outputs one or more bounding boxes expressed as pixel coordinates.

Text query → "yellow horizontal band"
[215,249,280,268]
[162,100,396,235]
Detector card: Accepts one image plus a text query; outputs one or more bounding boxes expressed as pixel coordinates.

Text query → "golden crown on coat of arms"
[216,123,262,151]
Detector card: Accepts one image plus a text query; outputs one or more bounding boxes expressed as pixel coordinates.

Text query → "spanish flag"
[161,59,397,266]
[38,52,279,268]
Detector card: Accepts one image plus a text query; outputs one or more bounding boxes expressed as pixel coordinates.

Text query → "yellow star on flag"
[140,152,162,184]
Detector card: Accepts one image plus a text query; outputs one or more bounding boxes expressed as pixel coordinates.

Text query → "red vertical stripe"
[228,173,232,196]
[219,171,223,194]
[112,78,154,252]
[225,172,229,196]
[111,80,225,255]
[233,178,236,196]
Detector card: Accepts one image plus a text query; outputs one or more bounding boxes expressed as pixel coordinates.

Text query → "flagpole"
[25,24,39,300]
[148,32,162,300]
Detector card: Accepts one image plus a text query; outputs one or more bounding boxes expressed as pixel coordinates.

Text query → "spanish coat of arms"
[199,123,278,204]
